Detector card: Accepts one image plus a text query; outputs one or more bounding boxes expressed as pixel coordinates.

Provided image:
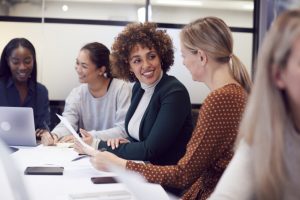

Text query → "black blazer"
[98,73,193,165]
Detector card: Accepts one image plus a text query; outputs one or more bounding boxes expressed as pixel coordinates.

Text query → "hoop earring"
[129,71,135,77]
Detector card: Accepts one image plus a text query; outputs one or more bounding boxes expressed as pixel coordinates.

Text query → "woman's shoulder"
[64,84,87,101]
[72,84,87,92]
[111,78,131,91]
[208,84,246,100]
[111,78,126,85]
[158,74,187,92]
[34,82,49,100]
[0,79,5,88]
[204,84,247,107]
[36,82,48,92]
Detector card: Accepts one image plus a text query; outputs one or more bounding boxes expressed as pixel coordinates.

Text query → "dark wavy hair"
[110,22,174,82]
[0,38,37,83]
[81,42,112,78]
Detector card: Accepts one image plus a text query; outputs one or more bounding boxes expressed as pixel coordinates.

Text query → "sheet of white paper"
[10,146,136,200]
[56,114,94,151]
[109,165,177,200]
[68,190,133,200]
[12,146,77,167]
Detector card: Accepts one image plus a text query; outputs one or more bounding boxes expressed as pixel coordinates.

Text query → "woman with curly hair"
[76,17,251,200]
[76,22,193,167]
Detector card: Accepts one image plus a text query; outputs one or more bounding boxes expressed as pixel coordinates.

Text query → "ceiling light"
[62,4,68,12]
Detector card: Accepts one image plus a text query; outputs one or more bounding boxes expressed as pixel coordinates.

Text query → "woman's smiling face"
[8,46,34,83]
[75,49,100,84]
[129,44,162,85]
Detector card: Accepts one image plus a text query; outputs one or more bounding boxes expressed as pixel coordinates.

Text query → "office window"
[0,0,145,22]
[43,0,144,21]
[150,0,253,28]
[0,0,43,17]
[0,0,256,104]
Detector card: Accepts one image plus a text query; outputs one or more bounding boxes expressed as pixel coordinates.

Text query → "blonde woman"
[209,9,300,200]
[76,17,251,200]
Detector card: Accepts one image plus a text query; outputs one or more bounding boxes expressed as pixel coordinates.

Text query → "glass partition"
[150,0,253,28]
[0,0,146,21]
[0,0,255,104]
[1,0,253,27]
[0,0,43,17]
[43,0,144,21]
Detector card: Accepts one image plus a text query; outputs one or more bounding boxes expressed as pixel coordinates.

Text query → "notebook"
[0,107,37,146]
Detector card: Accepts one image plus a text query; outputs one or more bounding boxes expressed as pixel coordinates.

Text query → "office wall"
[0,3,253,104]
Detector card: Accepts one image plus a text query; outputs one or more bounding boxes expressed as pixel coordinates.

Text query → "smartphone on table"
[91,176,118,184]
[24,166,64,175]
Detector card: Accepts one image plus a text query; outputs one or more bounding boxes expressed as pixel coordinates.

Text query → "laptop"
[0,107,37,146]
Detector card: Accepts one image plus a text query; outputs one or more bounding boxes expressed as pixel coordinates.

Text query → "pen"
[78,148,106,156]
[43,121,54,140]
[71,154,90,162]
[78,148,106,155]
[73,148,106,162]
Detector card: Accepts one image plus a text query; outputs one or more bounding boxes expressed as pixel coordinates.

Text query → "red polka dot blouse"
[126,83,248,200]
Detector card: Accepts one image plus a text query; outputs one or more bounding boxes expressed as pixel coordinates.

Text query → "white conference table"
[10,145,170,200]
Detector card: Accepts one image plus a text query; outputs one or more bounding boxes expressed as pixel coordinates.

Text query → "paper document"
[108,165,176,200]
[69,190,133,200]
[56,114,93,151]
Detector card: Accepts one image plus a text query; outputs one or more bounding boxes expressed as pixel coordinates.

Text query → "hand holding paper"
[56,114,94,152]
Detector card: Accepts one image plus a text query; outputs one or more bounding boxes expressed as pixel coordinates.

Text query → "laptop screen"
[0,107,36,146]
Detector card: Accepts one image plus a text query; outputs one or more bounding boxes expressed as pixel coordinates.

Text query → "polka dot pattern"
[126,84,247,200]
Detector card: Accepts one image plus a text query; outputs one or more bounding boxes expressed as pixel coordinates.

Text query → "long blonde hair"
[239,9,300,200]
[180,17,252,93]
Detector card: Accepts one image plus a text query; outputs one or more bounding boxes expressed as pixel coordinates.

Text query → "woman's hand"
[74,139,88,154]
[36,128,46,139]
[107,137,130,150]
[58,135,75,143]
[73,138,97,155]
[40,131,58,146]
[90,151,127,171]
[79,129,93,145]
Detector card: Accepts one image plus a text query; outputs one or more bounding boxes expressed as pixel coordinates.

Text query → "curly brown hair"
[110,22,174,82]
